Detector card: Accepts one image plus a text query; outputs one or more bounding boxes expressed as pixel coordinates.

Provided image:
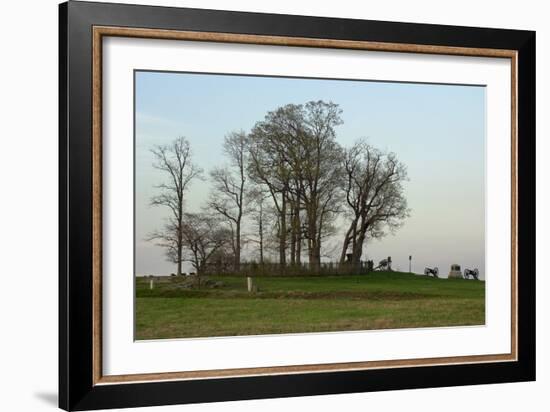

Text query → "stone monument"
[448,263,463,279]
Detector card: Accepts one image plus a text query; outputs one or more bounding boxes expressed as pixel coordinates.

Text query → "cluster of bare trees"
[148,100,410,276]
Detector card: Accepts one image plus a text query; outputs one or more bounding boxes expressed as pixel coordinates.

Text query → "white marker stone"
[448,264,463,279]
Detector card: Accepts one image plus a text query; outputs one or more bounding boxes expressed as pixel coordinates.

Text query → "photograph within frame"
[133,70,487,341]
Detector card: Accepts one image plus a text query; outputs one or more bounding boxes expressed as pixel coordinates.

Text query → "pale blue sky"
[135,71,485,278]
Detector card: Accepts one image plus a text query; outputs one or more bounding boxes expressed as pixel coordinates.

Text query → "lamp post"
[409,255,412,273]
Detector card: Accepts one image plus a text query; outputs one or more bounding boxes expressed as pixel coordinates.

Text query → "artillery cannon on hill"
[424,267,439,278]
[374,257,393,271]
[464,268,480,280]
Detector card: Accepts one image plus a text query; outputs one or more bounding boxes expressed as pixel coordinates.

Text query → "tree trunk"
[290,204,296,266]
[177,216,183,276]
[309,240,321,272]
[177,248,182,276]
[279,193,287,267]
[259,211,264,265]
[340,219,357,264]
[307,218,321,272]
[235,223,241,272]
[294,202,302,265]
[296,217,302,265]
[352,232,366,268]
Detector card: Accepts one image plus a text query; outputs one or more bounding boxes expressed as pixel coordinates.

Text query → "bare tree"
[246,187,272,265]
[180,213,231,280]
[147,137,203,275]
[340,139,409,267]
[208,131,248,271]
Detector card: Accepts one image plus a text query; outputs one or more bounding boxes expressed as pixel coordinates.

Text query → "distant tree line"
[148,100,409,276]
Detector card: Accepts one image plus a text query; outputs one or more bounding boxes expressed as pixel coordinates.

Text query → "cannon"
[376,259,388,270]
[374,257,392,271]
[464,268,480,280]
[424,267,439,278]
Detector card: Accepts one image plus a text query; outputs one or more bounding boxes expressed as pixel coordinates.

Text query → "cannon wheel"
[433,267,439,277]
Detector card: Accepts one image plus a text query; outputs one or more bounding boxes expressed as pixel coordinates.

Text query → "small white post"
[149,278,154,290]
[247,277,253,292]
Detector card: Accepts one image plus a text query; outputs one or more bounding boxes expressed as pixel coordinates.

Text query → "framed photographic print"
[59,1,535,410]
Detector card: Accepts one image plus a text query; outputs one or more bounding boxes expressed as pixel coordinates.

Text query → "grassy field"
[135,271,485,340]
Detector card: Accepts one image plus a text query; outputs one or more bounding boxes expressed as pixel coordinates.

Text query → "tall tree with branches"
[294,101,344,270]
[249,101,344,271]
[340,139,409,267]
[247,126,292,267]
[148,137,203,276]
[208,131,248,271]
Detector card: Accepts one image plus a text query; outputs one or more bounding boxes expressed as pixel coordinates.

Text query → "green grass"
[135,272,485,340]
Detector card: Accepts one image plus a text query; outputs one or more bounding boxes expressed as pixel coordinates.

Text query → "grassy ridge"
[135,272,485,340]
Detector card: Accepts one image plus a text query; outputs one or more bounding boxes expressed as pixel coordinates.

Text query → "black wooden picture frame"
[59,1,535,410]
